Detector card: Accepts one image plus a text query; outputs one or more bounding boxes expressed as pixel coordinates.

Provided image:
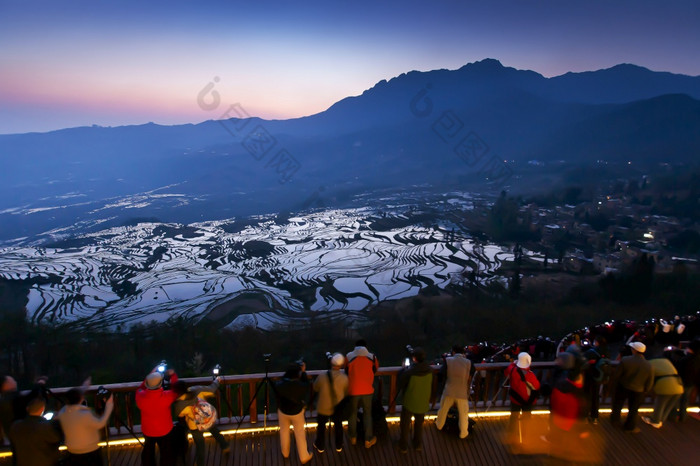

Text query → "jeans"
[190,425,228,466]
[65,448,103,466]
[435,395,469,438]
[611,386,644,430]
[399,408,425,449]
[507,404,533,442]
[651,394,681,423]
[278,409,312,463]
[348,394,373,440]
[315,411,343,451]
[142,432,175,466]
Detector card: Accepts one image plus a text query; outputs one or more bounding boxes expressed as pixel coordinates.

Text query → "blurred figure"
[346,339,379,448]
[583,336,609,424]
[397,347,432,453]
[8,397,61,466]
[0,375,18,446]
[435,344,473,439]
[274,362,313,464]
[548,356,601,463]
[610,342,653,433]
[675,338,700,422]
[505,352,540,448]
[313,353,349,453]
[172,378,229,466]
[642,350,684,429]
[135,366,179,466]
[56,386,114,466]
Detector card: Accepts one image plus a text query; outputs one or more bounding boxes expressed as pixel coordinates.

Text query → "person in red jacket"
[346,339,379,448]
[135,366,178,466]
[504,352,540,447]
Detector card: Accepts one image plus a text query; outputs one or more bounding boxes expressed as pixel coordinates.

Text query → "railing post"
[249,381,258,423]
[388,373,397,414]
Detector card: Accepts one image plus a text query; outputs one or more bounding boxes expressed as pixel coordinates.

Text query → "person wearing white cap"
[504,352,540,447]
[313,353,349,453]
[610,341,653,433]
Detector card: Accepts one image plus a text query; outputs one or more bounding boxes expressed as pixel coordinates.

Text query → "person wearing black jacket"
[9,397,61,466]
[274,362,313,464]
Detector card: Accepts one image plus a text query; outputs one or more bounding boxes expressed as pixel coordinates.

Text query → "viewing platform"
[2,362,698,465]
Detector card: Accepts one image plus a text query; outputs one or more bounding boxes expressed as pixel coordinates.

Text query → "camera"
[325,351,333,360]
[97,386,110,401]
[263,353,272,363]
[157,360,167,373]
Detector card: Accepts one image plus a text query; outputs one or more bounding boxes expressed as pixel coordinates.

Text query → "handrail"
[36,360,625,437]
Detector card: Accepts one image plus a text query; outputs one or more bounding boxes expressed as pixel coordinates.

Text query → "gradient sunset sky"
[1,0,699,134]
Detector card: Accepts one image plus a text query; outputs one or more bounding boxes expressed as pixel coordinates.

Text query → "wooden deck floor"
[3,412,699,465]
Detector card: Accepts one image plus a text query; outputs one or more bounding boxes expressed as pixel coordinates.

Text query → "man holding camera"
[435,345,473,439]
[397,346,433,453]
[56,386,114,465]
[8,397,62,466]
[135,365,179,466]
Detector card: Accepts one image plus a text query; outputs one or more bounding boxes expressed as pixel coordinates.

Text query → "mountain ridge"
[1,59,699,241]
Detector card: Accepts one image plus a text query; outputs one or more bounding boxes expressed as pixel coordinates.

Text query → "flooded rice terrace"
[0,189,514,330]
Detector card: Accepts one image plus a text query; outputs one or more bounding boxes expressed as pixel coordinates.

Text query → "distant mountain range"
[1,59,699,241]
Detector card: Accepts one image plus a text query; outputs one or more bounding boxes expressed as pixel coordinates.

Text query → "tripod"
[233,354,275,443]
[483,375,510,414]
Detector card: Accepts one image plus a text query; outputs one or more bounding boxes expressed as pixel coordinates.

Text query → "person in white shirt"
[56,386,114,466]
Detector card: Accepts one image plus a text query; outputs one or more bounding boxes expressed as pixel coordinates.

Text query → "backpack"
[592,358,612,384]
[190,397,217,431]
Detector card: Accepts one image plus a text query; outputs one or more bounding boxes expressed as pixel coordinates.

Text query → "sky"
[1,0,699,135]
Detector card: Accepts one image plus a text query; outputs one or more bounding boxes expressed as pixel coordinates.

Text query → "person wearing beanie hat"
[610,341,653,433]
[135,365,179,466]
[504,352,540,450]
[313,353,349,453]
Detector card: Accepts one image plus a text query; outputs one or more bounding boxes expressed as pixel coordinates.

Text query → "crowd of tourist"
[0,320,698,465]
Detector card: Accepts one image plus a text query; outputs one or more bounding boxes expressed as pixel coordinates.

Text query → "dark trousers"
[611,385,644,430]
[66,448,103,466]
[191,426,228,466]
[399,409,425,449]
[507,404,533,441]
[142,432,175,466]
[315,412,343,451]
[586,380,601,419]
